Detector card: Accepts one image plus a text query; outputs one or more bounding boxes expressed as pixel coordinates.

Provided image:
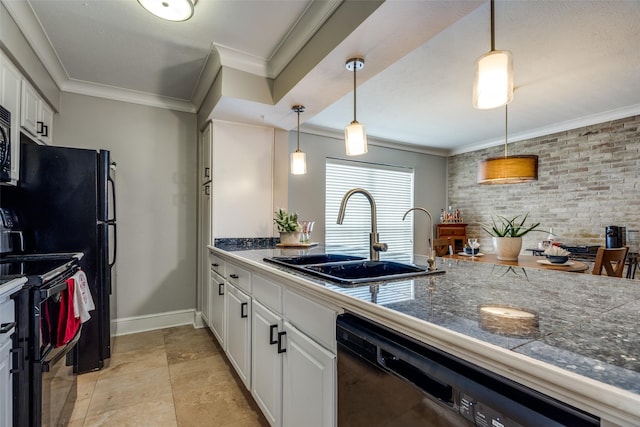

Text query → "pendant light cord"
[504,103,508,157]
[490,0,495,52]
[296,108,301,151]
[353,64,357,123]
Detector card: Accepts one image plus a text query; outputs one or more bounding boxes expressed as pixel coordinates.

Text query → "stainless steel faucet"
[337,188,388,261]
[402,207,437,271]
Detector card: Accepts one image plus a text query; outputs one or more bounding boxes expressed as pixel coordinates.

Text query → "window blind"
[325,159,414,262]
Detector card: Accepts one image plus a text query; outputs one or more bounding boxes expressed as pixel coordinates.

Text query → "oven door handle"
[41,325,82,373]
[0,322,16,334]
[10,347,23,373]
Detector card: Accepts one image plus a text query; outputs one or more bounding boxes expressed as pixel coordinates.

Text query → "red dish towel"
[57,278,81,347]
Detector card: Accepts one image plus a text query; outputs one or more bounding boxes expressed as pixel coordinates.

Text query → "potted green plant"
[274,208,301,245]
[481,213,542,261]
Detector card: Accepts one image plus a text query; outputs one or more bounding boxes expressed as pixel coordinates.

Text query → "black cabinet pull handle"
[0,322,16,334]
[229,274,239,279]
[37,121,44,134]
[204,167,210,178]
[218,283,224,295]
[42,124,49,137]
[10,347,23,373]
[204,185,210,196]
[241,302,248,318]
[212,263,218,267]
[277,331,287,353]
[269,325,278,345]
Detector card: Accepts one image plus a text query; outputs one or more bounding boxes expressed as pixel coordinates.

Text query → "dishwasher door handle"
[377,348,454,405]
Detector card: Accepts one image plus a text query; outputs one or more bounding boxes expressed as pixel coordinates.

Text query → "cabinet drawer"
[210,253,225,276]
[227,262,251,293]
[253,274,282,313]
[437,225,467,237]
[284,290,336,352]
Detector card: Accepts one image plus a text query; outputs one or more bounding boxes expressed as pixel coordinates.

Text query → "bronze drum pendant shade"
[477,155,538,184]
[477,104,538,184]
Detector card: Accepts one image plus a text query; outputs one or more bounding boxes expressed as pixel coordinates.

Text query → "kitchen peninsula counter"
[210,244,640,426]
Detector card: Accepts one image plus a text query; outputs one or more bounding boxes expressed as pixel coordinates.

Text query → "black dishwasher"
[337,313,600,427]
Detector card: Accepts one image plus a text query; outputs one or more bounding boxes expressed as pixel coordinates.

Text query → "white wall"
[287,132,448,257]
[54,92,197,320]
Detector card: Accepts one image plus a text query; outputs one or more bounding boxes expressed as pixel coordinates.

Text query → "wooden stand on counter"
[444,253,589,273]
[437,223,467,254]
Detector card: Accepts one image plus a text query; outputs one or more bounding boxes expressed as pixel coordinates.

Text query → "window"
[325,159,414,262]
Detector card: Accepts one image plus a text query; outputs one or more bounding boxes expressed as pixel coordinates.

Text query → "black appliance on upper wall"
[4,138,117,374]
[0,105,12,182]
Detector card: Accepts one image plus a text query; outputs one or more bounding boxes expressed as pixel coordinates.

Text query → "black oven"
[0,105,11,182]
[3,253,83,427]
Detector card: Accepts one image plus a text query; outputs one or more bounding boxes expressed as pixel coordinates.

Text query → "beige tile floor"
[68,325,269,427]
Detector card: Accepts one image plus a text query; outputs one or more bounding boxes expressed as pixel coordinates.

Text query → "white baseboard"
[115,309,204,336]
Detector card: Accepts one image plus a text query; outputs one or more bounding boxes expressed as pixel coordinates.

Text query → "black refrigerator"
[15,139,117,373]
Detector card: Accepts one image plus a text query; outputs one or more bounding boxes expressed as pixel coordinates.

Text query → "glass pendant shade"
[290,151,307,175]
[473,50,513,109]
[344,121,368,156]
[138,0,195,21]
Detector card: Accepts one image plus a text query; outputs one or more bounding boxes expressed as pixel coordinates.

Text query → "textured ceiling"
[7,0,640,154]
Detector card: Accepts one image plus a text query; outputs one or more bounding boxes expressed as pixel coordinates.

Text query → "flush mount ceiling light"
[138,0,196,21]
[477,105,538,184]
[344,58,368,156]
[290,105,307,175]
[473,0,513,109]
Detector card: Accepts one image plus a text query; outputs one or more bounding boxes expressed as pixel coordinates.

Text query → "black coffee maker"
[605,225,626,248]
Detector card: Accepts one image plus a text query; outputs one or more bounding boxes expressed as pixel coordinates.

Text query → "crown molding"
[449,103,640,156]
[268,0,342,78]
[213,44,269,78]
[1,0,68,87]
[62,79,195,113]
[301,124,449,157]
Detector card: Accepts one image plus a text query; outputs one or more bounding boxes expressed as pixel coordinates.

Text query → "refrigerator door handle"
[108,172,116,223]
[107,166,117,269]
[108,221,117,269]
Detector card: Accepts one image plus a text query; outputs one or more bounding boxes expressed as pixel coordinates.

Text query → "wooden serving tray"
[276,242,319,248]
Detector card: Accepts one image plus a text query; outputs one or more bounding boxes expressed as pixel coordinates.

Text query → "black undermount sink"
[264,254,444,285]
[266,254,365,266]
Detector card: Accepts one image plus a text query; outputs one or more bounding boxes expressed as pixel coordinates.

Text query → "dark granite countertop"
[213,241,640,420]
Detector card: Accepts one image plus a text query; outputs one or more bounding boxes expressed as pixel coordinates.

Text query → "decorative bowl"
[546,255,569,264]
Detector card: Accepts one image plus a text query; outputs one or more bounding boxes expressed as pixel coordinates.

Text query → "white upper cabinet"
[21,79,53,144]
[212,121,274,238]
[0,51,22,183]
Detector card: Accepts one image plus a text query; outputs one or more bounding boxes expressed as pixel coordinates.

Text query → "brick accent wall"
[447,115,640,254]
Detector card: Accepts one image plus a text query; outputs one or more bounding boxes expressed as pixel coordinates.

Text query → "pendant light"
[290,105,307,175]
[473,0,513,109]
[138,0,196,21]
[344,58,368,156]
[477,104,538,184]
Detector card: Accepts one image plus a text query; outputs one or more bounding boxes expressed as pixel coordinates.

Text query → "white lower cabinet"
[208,256,338,427]
[1,280,22,427]
[225,282,251,389]
[0,336,12,427]
[282,321,336,427]
[251,300,283,426]
[250,273,336,427]
[201,265,210,326]
[209,267,226,346]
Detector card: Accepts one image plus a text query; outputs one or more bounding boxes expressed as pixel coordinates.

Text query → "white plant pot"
[492,236,523,261]
[279,231,301,245]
